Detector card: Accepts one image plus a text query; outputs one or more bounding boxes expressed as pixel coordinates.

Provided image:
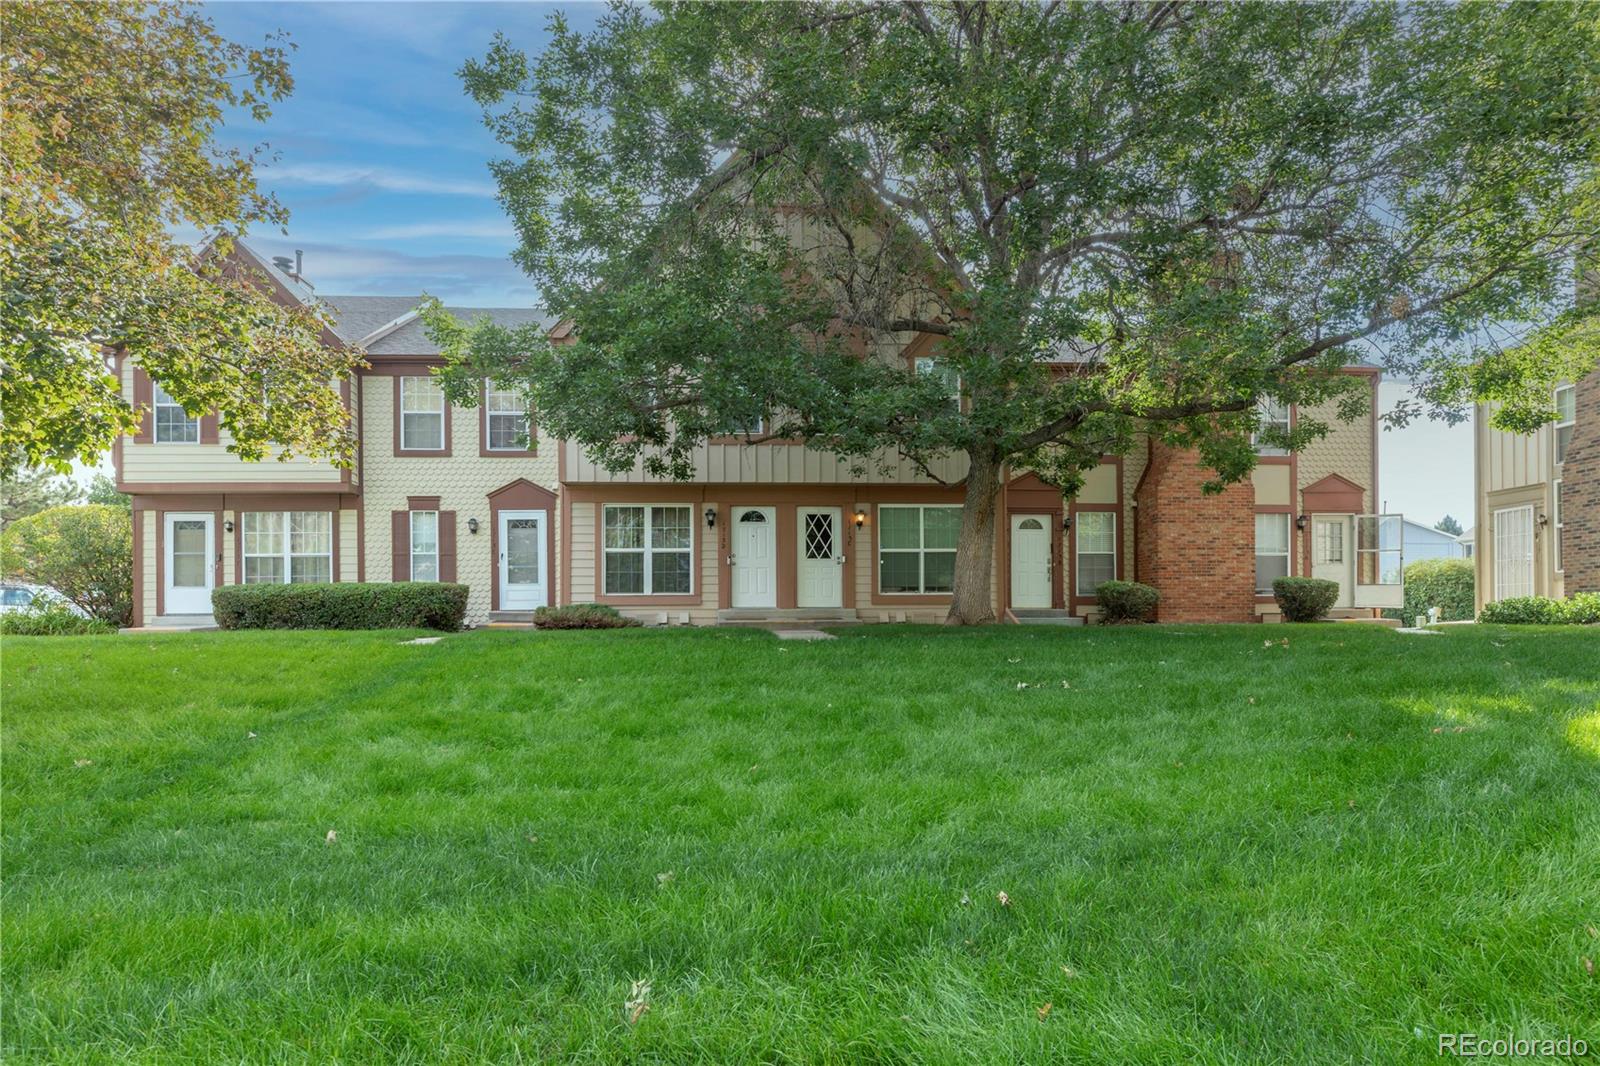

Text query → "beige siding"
[1297,394,1376,512]
[360,380,562,625]
[1252,465,1292,507]
[140,510,156,625]
[1473,400,1562,609]
[1477,401,1554,492]
[562,440,968,485]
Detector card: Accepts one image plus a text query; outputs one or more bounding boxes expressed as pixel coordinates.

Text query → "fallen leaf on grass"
[526,834,539,843]
[1585,957,1595,977]
[996,891,1011,908]
[1007,657,1022,664]
[1015,682,1030,690]
[73,759,93,768]
[625,979,651,1025]
[1586,925,1598,939]
[1061,966,1077,978]
[325,830,338,845]
[1037,1002,1052,1021]
[959,893,971,907]
[247,731,258,740]
[656,871,674,887]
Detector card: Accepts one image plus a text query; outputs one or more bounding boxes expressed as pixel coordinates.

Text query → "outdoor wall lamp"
[704,507,717,529]
[853,509,867,529]
[1061,514,1072,533]
[1295,514,1308,532]
[467,517,480,535]
[224,519,234,534]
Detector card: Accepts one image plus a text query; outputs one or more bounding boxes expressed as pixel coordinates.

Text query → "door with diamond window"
[797,507,843,608]
[498,509,547,610]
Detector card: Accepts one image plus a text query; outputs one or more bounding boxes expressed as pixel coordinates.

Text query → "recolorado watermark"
[1438,1033,1589,1058]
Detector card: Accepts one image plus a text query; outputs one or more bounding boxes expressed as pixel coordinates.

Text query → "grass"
[4,623,1598,1063]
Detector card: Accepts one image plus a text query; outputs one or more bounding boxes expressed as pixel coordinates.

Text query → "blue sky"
[191,1,1473,527]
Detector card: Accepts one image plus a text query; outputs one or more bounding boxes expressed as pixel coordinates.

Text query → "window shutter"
[391,511,410,581]
[200,413,219,444]
[438,511,457,583]
[132,366,153,443]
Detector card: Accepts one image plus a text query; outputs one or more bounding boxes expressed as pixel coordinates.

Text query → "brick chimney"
[1135,440,1258,622]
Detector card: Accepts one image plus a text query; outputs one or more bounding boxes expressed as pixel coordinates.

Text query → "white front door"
[1009,514,1051,609]
[498,509,548,610]
[731,507,776,608]
[1311,515,1353,608]
[797,507,843,608]
[164,512,214,614]
[1493,504,1534,600]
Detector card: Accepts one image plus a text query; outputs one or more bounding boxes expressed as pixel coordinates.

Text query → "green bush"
[1272,577,1340,622]
[212,582,468,631]
[1480,594,1600,625]
[1398,558,1475,622]
[1095,580,1160,624]
[532,603,643,630]
[0,603,116,635]
[1,504,132,625]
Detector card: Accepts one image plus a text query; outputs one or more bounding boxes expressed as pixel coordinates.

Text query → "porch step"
[488,611,537,624]
[716,608,859,627]
[1011,609,1084,626]
[126,614,218,633]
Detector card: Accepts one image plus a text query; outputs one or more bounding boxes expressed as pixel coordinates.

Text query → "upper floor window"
[153,384,199,443]
[915,356,961,409]
[1554,385,1575,465]
[400,377,446,451]
[484,385,531,451]
[410,511,439,582]
[724,415,768,438]
[1253,397,1290,456]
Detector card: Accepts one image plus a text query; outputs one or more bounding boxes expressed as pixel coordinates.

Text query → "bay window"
[242,511,332,584]
[878,505,960,594]
[1074,512,1117,596]
[1255,512,1291,594]
[603,505,692,594]
[400,377,446,451]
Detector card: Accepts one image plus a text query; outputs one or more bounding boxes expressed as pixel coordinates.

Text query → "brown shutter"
[200,412,219,444]
[392,510,410,582]
[132,366,153,443]
[438,511,457,583]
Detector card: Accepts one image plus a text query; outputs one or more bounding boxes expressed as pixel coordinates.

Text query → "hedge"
[1272,577,1340,622]
[1095,580,1159,624]
[1480,593,1600,625]
[532,603,643,630]
[212,582,468,631]
[0,604,116,636]
[1386,557,1475,623]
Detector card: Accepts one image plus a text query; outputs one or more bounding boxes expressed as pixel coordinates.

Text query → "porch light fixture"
[224,519,234,534]
[1061,514,1072,533]
[1295,514,1308,532]
[853,508,866,529]
[704,506,717,529]
[467,517,480,535]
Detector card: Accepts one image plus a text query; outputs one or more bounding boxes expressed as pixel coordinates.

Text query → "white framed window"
[1253,397,1290,456]
[400,377,446,451]
[1255,512,1291,594]
[603,505,693,595]
[1074,511,1117,596]
[241,511,332,584]
[915,356,961,409]
[485,384,530,451]
[1553,479,1563,573]
[1554,385,1575,465]
[725,415,767,437]
[410,511,439,581]
[153,384,200,443]
[878,504,961,594]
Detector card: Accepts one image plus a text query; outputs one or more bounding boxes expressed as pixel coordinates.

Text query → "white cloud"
[267,163,497,198]
[245,237,537,307]
[359,219,516,241]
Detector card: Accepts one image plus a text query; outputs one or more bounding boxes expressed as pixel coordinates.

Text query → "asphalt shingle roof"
[318,295,555,355]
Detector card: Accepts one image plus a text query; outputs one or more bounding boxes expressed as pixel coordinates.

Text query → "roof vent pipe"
[294,249,303,280]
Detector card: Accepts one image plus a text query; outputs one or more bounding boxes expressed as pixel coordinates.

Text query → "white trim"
[498,509,548,609]
[484,383,531,451]
[163,511,214,614]
[1491,504,1534,601]
[358,309,421,349]
[601,503,695,597]
[1553,479,1563,573]
[241,510,333,584]
[399,376,446,451]
[152,383,200,444]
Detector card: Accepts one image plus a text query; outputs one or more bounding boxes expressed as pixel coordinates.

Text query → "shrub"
[0,603,116,636]
[1,504,132,624]
[1095,580,1159,624]
[1272,577,1340,622]
[531,603,643,630]
[1480,594,1600,625]
[1398,558,1475,622]
[212,582,468,631]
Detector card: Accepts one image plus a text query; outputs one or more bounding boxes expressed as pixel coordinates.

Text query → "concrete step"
[488,611,536,623]
[1012,609,1084,626]
[126,614,218,633]
[717,608,858,626]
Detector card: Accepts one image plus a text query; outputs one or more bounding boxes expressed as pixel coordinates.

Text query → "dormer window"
[1253,397,1291,456]
[153,384,199,443]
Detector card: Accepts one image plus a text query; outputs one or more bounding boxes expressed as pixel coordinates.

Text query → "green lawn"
[4,624,1598,1063]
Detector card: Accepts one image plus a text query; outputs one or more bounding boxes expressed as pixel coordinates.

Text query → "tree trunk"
[945,447,1003,625]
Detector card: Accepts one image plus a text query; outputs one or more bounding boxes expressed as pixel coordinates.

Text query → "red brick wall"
[1134,440,1257,622]
[1561,368,1600,594]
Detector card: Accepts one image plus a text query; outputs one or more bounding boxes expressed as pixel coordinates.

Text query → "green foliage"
[531,603,644,630]
[0,603,115,636]
[0,465,82,528]
[0,1,359,476]
[1433,515,1464,537]
[1400,558,1475,622]
[1,504,131,624]
[211,583,469,632]
[84,474,129,510]
[1273,577,1341,622]
[1095,580,1160,624]
[1480,594,1600,625]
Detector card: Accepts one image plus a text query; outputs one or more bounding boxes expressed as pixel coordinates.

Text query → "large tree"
[431,1,1599,623]
[1,1,359,477]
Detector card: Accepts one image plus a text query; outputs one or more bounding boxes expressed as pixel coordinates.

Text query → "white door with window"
[498,509,547,610]
[797,507,843,608]
[731,507,776,608]
[164,512,214,614]
[1311,515,1353,608]
[1493,505,1534,601]
[1009,515,1051,609]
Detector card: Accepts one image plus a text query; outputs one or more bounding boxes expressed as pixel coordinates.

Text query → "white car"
[0,582,90,618]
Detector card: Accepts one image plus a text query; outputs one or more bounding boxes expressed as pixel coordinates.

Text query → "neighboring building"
[1457,526,1475,558]
[1400,518,1469,564]
[119,241,1401,628]
[1471,369,1599,611]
